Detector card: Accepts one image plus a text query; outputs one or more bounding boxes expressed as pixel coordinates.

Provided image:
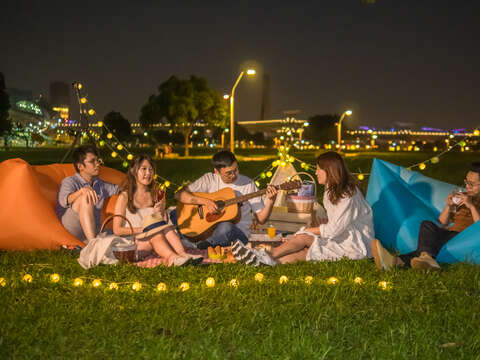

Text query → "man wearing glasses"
[174,150,277,249]
[56,145,119,241]
[373,162,480,270]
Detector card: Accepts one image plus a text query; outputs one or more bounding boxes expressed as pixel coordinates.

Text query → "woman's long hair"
[120,155,157,214]
[316,151,357,205]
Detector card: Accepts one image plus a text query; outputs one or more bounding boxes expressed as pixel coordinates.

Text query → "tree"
[0,73,12,147]
[303,114,340,145]
[140,75,228,157]
[103,111,132,142]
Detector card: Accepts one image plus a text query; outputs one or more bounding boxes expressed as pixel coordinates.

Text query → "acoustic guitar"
[176,180,302,241]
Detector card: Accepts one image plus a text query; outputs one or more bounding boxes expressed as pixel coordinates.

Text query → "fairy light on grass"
[279,275,288,284]
[92,279,102,288]
[22,274,33,283]
[109,283,119,291]
[179,282,190,292]
[304,276,313,285]
[354,277,363,285]
[132,282,142,291]
[327,277,339,285]
[157,283,167,292]
[254,273,264,282]
[73,278,84,287]
[205,277,215,288]
[229,279,239,288]
[50,274,60,283]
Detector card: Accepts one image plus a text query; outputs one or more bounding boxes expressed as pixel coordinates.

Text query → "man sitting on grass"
[55,145,119,242]
[372,162,480,271]
[174,150,277,249]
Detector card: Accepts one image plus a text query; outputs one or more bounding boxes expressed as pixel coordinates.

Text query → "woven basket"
[100,215,136,263]
[286,172,317,214]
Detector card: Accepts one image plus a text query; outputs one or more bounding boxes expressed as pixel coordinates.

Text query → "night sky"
[1,1,479,129]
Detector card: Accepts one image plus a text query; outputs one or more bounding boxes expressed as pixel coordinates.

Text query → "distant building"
[50,81,70,120]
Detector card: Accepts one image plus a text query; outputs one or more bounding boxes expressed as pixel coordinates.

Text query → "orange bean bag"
[0,158,125,250]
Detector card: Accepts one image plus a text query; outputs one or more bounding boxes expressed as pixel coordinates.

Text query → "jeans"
[169,210,248,248]
[399,220,458,266]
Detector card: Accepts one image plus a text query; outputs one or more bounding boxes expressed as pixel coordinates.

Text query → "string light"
[111,151,118,158]
[22,274,33,283]
[109,283,119,291]
[357,174,364,181]
[117,144,123,150]
[0,278,5,287]
[254,273,264,282]
[92,279,102,288]
[127,154,134,160]
[73,278,84,287]
[164,181,171,188]
[157,283,167,292]
[279,275,288,284]
[205,277,215,288]
[378,281,391,290]
[304,276,313,285]
[327,277,339,285]
[107,133,113,139]
[50,274,60,283]
[354,277,363,284]
[132,282,142,291]
[419,163,426,170]
[80,97,87,104]
[88,109,95,115]
[229,279,239,288]
[97,121,103,127]
[179,282,190,291]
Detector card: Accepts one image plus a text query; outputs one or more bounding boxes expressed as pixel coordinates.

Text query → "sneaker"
[231,240,260,266]
[410,254,441,271]
[256,248,277,266]
[371,239,399,271]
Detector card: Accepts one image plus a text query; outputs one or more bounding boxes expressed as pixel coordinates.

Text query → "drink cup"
[267,225,276,239]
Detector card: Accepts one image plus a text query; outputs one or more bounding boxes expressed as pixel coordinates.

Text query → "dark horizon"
[1,0,479,129]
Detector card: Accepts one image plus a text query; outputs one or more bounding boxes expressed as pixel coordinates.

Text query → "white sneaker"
[256,248,277,266]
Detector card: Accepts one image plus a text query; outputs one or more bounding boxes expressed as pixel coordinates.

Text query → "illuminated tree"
[140,75,228,157]
[0,73,12,147]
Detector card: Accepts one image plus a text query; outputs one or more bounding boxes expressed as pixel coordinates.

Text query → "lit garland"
[0,272,394,292]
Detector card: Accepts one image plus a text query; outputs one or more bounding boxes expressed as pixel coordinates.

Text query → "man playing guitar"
[174,150,278,249]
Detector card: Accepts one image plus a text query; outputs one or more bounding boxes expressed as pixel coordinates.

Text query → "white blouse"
[303,188,374,261]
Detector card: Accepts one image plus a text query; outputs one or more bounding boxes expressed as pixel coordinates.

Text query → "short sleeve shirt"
[187,172,264,237]
[55,173,119,225]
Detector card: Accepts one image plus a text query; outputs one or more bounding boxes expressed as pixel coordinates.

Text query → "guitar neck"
[224,188,268,206]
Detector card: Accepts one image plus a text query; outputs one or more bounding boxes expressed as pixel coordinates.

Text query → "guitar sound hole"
[215,200,225,211]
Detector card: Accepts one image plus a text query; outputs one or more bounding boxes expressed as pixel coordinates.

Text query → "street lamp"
[337,110,352,147]
[230,69,256,153]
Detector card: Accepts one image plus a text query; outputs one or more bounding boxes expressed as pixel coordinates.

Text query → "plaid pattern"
[135,248,222,268]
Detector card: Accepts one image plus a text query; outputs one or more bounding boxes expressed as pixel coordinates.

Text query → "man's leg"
[206,222,248,248]
[71,194,97,241]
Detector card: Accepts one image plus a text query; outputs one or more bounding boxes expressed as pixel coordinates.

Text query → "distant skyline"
[1,1,479,129]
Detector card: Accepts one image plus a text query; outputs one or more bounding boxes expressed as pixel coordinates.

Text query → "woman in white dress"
[113,155,202,266]
[234,151,374,265]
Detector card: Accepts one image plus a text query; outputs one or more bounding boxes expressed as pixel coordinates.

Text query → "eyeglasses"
[464,179,480,187]
[222,168,238,177]
[84,158,103,165]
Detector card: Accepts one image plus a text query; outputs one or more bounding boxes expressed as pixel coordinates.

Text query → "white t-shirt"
[187,172,264,237]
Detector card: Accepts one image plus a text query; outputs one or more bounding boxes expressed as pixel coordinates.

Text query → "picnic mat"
[136,247,222,268]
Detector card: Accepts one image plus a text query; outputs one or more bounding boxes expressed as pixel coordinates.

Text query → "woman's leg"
[148,233,178,266]
[277,247,309,264]
[269,234,314,259]
[163,227,187,255]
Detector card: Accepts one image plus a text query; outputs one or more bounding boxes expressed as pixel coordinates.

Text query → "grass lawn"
[1,148,480,358]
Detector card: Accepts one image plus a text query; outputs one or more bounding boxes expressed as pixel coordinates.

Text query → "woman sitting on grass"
[233,151,374,265]
[113,155,202,266]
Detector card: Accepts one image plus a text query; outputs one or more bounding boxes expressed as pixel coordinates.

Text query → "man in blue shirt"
[55,145,119,241]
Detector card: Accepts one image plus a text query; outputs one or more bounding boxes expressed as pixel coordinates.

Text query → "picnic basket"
[286,172,316,214]
[100,214,137,263]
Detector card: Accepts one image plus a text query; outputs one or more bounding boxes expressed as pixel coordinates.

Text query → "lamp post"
[337,110,352,147]
[230,69,256,153]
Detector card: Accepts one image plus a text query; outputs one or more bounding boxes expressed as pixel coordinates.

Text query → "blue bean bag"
[366,158,480,264]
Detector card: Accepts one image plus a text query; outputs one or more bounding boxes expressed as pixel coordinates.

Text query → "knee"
[72,193,93,212]
[215,222,235,235]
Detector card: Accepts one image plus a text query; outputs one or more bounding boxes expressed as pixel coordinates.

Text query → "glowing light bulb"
[279,275,288,284]
[378,281,391,290]
[117,144,123,150]
[301,162,306,169]
[107,133,113,139]
[132,282,142,291]
[266,171,272,178]
[327,277,339,285]
[357,174,364,181]
[157,282,167,292]
[127,154,133,160]
[73,278,84,287]
[354,277,363,284]
[205,277,215,288]
[304,276,313,285]
[0,278,6,287]
[179,282,190,291]
[229,279,239,288]
[109,282,119,290]
[431,157,440,164]
[260,172,266,179]
[99,140,105,147]
[92,279,102,288]
[50,273,60,283]
[80,97,87,104]
[164,181,171,188]
[254,273,264,282]
[111,151,117,158]
[255,181,260,187]
[88,109,95,115]
[97,121,103,127]
[419,163,426,170]
[22,274,33,283]
[122,161,128,168]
